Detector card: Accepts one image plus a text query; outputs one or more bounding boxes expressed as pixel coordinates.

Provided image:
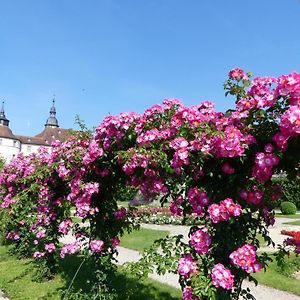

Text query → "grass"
[283,220,300,226]
[120,228,170,252]
[275,212,300,219]
[0,245,181,300]
[253,254,300,296]
[255,233,268,248]
[117,201,129,208]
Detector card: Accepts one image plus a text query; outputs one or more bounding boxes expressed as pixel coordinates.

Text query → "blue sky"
[1,0,300,136]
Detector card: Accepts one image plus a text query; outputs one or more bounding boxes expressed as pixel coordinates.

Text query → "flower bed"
[281,230,300,254]
[134,207,201,225]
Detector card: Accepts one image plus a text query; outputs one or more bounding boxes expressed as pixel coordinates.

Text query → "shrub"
[272,177,300,209]
[281,201,297,215]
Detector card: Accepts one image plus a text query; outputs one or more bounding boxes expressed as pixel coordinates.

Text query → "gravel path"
[0,291,9,300]
[142,217,300,252]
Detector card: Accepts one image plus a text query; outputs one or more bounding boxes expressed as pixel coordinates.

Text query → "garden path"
[0,290,9,300]
[141,217,300,252]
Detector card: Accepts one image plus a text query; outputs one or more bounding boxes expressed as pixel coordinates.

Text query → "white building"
[0,101,69,163]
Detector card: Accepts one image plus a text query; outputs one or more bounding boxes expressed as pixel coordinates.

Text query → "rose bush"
[0,132,139,298]
[0,68,299,299]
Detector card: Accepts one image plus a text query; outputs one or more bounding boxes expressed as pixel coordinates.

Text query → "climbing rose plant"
[0,68,299,299]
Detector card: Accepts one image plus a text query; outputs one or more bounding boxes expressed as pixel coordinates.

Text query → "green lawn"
[275,213,300,219]
[253,254,300,296]
[283,220,300,226]
[120,228,170,252]
[0,245,181,300]
[117,201,129,208]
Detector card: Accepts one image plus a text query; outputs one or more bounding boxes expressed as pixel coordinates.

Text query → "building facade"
[0,101,69,163]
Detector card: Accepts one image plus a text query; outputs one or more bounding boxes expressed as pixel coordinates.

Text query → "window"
[13,140,18,147]
[27,145,32,152]
[0,139,2,145]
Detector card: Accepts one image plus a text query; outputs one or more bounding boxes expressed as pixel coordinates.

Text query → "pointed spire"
[50,97,56,114]
[45,97,59,128]
[0,101,4,115]
[0,101,9,126]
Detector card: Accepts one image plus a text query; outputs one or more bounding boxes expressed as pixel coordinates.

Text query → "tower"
[0,102,9,127]
[45,99,59,128]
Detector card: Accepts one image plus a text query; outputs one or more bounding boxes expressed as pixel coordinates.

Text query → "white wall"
[0,138,53,164]
[20,143,43,156]
[0,137,21,163]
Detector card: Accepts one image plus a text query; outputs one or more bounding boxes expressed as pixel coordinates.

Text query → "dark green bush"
[280,201,297,215]
[272,177,300,209]
[0,209,9,245]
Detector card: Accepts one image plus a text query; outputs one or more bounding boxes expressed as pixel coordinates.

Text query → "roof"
[0,125,18,140]
[16,128,71,146]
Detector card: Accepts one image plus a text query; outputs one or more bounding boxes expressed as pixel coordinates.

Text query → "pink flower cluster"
[213,126,252,158]
[58,219,73,235]
[228,68,248,81]
[114,207,127,219]
[190,227,211,254]
[75,182,99,218]
[273,104,300,150]
[248,76,278,108]
[211,263,234,290]
[136,128,162,145]
[60,241,82,258]
[0,194,16,208]
[188,187,210,216]
[178,254,198,278]
[36,230,46,239]
[182,286,199,300]
[45,243,56,253]
[111,237,120,248]
[240,186,263,205]
[170,137,190,173]
[122,152,149,175]
[277,72,300,106]
[169,195,183,216]
[6,231,20,241]
[229,244,262,273]
[90,240,104,253]
[137,176,168,199]
[94,112,140,150]
[208,198,242,223]
[33,251,45,258]
[57,161,71,179]
[83,140,104,165]
[236,98,257,111]
[252,152,279,183]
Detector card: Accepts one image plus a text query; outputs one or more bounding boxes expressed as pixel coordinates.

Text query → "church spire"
[0,101,10,126]
[45,97,59,128]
